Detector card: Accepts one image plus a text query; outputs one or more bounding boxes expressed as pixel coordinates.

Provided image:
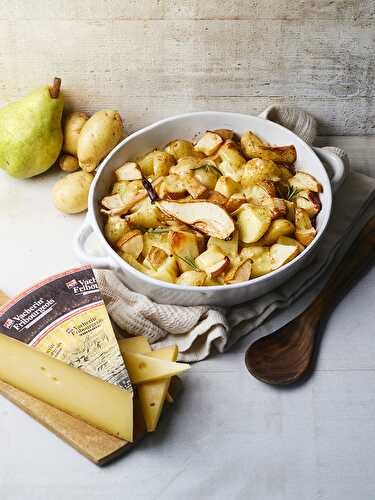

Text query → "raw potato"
[77,110,124,172]
[59,154,79,172]
[52,171,93,214]
[63,112,89,156]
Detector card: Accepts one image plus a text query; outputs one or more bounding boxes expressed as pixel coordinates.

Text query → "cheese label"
[0,266,132,393]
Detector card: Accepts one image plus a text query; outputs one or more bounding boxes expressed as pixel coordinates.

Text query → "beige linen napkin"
[96,108,375,361]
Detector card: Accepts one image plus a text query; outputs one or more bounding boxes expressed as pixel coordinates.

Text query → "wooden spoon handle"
[308,215,375,320]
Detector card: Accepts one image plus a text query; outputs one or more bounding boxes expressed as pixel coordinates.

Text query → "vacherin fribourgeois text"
[0,266,132,393]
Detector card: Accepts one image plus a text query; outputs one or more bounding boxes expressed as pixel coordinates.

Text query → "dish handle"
[73,216,114,270]
[313,147,350,193]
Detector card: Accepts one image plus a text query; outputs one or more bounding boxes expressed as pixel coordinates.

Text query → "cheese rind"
[0,335,133,442]
[138,346,179,432]
[123,351,189,384]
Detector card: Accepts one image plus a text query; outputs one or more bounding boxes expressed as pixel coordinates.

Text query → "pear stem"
[49,77,61,98]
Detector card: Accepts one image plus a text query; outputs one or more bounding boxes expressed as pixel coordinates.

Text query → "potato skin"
[59,154,79,172]
[77,110,125,172]
[63,112,89,156]
[52,171,93,214]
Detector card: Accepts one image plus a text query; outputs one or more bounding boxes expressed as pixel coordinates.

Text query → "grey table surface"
[0,136,375,500]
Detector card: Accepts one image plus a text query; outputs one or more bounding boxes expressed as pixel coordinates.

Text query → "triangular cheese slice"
[138,346,178,432]
[123,351,190,384]
[118,336,151,354]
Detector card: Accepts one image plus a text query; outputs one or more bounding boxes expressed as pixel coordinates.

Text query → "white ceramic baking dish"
[73,111,348,306]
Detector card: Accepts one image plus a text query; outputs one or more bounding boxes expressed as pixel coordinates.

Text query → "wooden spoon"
[245,215,375,385]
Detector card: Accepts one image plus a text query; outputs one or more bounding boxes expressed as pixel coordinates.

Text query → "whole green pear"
[0,79,64,179]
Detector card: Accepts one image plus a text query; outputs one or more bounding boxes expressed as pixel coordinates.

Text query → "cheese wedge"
[0,334,133,442]
[138,345,178,432]
[122,351,190,384]
[118,336,151,354]
[118,336,173,401]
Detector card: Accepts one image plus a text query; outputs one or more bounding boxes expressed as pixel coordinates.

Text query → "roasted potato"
[241,131,296,164]
[237,204,272,243]
[101,127,321,286]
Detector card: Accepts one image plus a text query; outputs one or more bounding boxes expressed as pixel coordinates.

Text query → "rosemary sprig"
[176,254,199,271]
[147,227,171,234]
[286,185,301,201]
[130,225,170,234]
[205,164,222,178]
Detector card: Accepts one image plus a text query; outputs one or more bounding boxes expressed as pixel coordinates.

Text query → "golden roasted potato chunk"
[176,270,207,286]
[104,215,129,246]
[169,231,200,273]
[120,253,149,273]
[170,156,200,175]
[295,207,316,246]
[277,236,305,254]
[117,229,144,258]
[237,204,272,243]
[128,201,163,228]
[262,219,295,245]
[270,243,299,270]
[218,140,246,169]
[241,159,282,186]
[226,193,247,213]
[195,246,230,277]
[165,140,201,160]
[207,230,239,262]
[183,172,209,199]
[160,174,188,199]
[240,245,266,261]
[251,248,272,277]
[142,231,170,258]
[143,246,168,270]
[215,176,240,198]
[147,256,178,283]
[115,162,143,181]
[241,131,296,164]
[194,131,223,156]
[289,171,322,193]
[224,259,252,283]
[193,167,218,190]
[213,129,234,141]
[295,190,321,217]
[261,197,287,220]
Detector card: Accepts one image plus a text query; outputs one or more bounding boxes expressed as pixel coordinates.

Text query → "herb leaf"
[205,164,222,178]
[286,186,301,201]
[176,254,199,271]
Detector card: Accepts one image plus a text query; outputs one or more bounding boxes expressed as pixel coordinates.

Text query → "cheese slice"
[0,334,133,442]
[123,351,190,384]
[118,336,151,354]
[138,346,178,432]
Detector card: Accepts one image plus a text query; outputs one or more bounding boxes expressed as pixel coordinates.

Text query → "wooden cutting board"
[0,290,180,465]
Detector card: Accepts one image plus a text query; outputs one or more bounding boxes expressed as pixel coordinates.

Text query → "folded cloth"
[95,107,375,361]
